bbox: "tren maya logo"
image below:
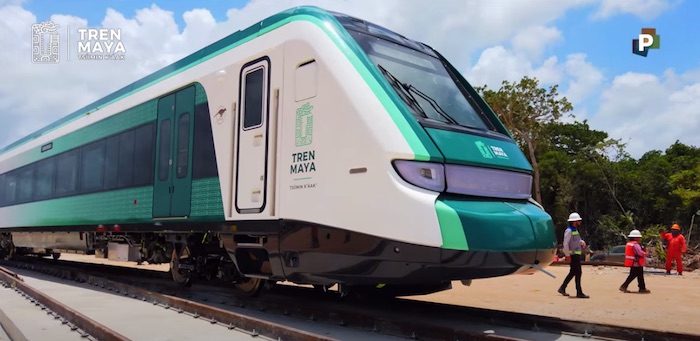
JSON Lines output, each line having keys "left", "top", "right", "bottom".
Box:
{"left": 632, "top": 28, "right": 660, "bottom": 57}
{"left": 31, "top": 20, "right": 126, "bottom": 64}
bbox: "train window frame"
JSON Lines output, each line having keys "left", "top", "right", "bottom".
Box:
{"left": 192, "top": 102, "right": 218, "bottom": 179}
{"left": 103, "top": 134, "right": 120, "bottom": 190}
{"left": 240, "top": 65, "right": 268, "bottom": 131}
{"left": 2, "top": 172, "right": 17, "bottom": 206}
{"left": 33, "top": 157, "right": 56, "bottom": 201}
{"left": 117, "top": 130, "right": 135, "bottom": 188}
{"left": 158, "top": 119, "right": 172, "bottom": 182}
{"left": 133, "top": 122, "right": 155, "bottom": 186}
{"left": 17, "top": 165, "right": 34, "bottom": 203}
{"left": 0, "top": 174, "right": 4, "bottom": 206}
{"left": 55, "top": 148, "right": 80, "bottom": 198}
{"left": 175, "top": 112, "right": 190, "bottom": 179}
{"left": 81, "top": 139, "right": 106, "bottom": 193}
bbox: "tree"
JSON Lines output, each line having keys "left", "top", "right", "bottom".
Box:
{"left": 476, "top": 77, "right": 573, "bottom": 204}
{"left": 671, "top": 163, "right": 700, "bottom": 211}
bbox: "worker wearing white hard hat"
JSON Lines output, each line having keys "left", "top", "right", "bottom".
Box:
{"left": 557, "top": 212, "right": 589, "bottom": 298}
{"left": 567, "top": 212, "right": 582, "bottom": 222}
{"left": 620, "top": 229, "right": 650, "bottom": 293}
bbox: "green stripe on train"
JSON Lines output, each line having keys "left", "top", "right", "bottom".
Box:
{"left": 0, "top": 178, "right": 223, "bottom": 227}
{"left": 436, "top": 195, "right": 556, "bottom": 251}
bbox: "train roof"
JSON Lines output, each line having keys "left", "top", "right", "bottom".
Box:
{"left": 1, "top": 5, "right": 385, "bottom": 155}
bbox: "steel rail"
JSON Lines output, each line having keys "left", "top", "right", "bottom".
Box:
{"left": 1, "top": 260, "right": 343, "bottom": 341}
{"left": 6, "top": 258, "right": 700, "bottom": 341}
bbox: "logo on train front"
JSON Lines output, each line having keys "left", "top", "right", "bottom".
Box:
{"left": 31, "top": 20, "right": 127, "bottom": 63}
{"left": 295, "top": 103, "right": 314, "bottom": 147}
{"left": 632, "top": 28, "right": 660, "bottom": 57}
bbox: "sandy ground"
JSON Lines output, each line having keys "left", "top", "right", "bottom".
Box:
{"left": 56, "top": 253, "right": 699, "bottom": 335}
{"left": 410, "top": 264, "right": 700, "bottom": 335}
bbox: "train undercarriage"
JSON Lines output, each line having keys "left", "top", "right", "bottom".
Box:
{"left": 0, "top": 231, "right": 272, "bottom": 295}
{"left": 0, "top": 230, "right": 428, "bottom": 298}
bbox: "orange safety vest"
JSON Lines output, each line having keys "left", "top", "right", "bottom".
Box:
{"left": 624, "top": 241, "right": 645, "bottom": 267}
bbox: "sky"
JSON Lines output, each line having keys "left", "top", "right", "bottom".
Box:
{"left": 1, "top": 0, "right": 699, "bottom": 159}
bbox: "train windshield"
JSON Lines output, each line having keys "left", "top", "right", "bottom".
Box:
{"left": 347, "top": 29, "right": 495, "bottom": 132}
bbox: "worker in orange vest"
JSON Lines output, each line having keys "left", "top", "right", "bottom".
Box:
{"left": 619, "top": 229, "right": 650, "bottom": 293}
{"left": 660, "top": 224, "right": 687, "bottom": 275}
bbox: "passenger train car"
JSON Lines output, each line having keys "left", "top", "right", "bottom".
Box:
{"left": 0, "top": 6, "right": 557, "bottom": 296}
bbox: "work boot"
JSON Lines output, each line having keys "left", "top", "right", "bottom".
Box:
{"left": 639, "top": 289, "right": 651, "bottom": 294}
{"left": 557, "top": 288, "right": 569, "bottom": 296}
{"left": 619, "top": 286, "right": 630, "bottom": 293}
{"left": 679, "top": 272, "right": 683, "bottom": 276}
{"left": 576, "top": 293, "right": 590, "bottom": 299}
{"left": 666, "top": 270, "right": 671, "bottom": 275}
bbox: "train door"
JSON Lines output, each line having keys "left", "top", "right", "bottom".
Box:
{"left": 153, "top": 85, "right": 195, "bottom": 218}
{"left": 234, "top": 56, "right": 273, "bottom": 214}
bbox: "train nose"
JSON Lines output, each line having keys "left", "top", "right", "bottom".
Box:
{"left": 436, "top": 197, "right": 557, "bottom": 280}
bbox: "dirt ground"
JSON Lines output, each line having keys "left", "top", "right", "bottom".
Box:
{"left": 410, "top": 264, "right": 700, "bottom": 335}
{"left": 58, "top": 253, "right": 699, "bottom": 335}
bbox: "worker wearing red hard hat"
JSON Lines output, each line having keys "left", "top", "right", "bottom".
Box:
{"left": 660, "top": 224, "right": 687, "bottom": 275}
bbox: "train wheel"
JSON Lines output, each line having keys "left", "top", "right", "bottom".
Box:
{"left": 234, "top": 277, "right": 264, "bottom": 297}
{"left": 170, "top": 248, "right": 193, "bottom": 287}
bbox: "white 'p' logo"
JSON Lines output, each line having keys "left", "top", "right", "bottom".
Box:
{"left": 638, "top": 33, "right": 654, "bottom": 51}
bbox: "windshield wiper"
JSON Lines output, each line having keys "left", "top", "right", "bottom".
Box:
{"left": 377, "top": 64, "right": 458, "bottom": 125}
{"left": 377, "top": 64, "right": 428, "bottom": 119}
{"left": 403, "top": 84, "right": 458, "bottom": 125}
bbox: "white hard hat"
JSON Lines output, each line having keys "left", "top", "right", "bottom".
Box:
{"left": 567, "top": 212, "right": 582, "bottom": 222}
{"left": 628, "top": 229, "right": 642, "bottom": 238}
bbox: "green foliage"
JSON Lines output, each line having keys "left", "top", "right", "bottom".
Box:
{"left": 475, "top": 76, "right": 573, "bottom": 204}
{"left": 642, "top": 224, "right": 666, "bottom": 262}
{"left": 670, "top": 163, "right": 700, "bottom": 210}
{"left": 475, "top": 75, "right": 700, "bottom": 251}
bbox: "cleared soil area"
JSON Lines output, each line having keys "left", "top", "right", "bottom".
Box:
{"left": 410, "top": 264, "right": 700, "bottom": 335}
{"left": 58, "top": 253, "right": 699, "bottom": 335}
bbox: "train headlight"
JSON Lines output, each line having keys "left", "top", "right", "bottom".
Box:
{"left": 445, "top": 164, "right": 532, "bottom": 200}
{"left": 392, "top": 160, "right": 533, "bottom": 200}
{"left": 392, "top": 160, "right": 445, "bottom": 192}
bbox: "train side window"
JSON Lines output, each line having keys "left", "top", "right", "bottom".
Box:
{"left": 0, "top": 174, "right": 4, "bottom": 206}
{"left": 176, "top": 113, "right": 190, "bottom": 178}
{"left": 56, "top": 149, "right": 80, "bottom": 197}
{"left": 295, "top": 60, "right": 317, "bottom": 102}
{"left": 81, "top": 140, "right": 106, "bottom": 193}
{"left": 193, "top": 103, "right": 218, "bottom": 179}
{"left": 34, "top": 157, "right": 56, "bottom": 200}
{"left": 158, "top": 119, "right": 171, "bottom": 181}
{"left": 17, "top": 165, "right": 34, "bottom": 203}
{"left": 103, "top": 135, "right": 120, "bottom": 190}
{"left": 242, "top": 67, "right": 265, "bottom": 129}
{"left": 3, "top": 172, "right": 17, "bottom": 205}
{"left": 117, "top": 130, "right": 135, "bottom": 188}
{"left": 133, "top": 123, "right": 154, "bottom": 186}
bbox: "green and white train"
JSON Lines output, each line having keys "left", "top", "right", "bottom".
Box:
{"left": 0, "top": 6, "right": 557, "bottom": 296}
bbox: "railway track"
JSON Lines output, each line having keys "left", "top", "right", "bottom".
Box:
{"left": 0, "top": 263, "right": 334, "bottom": 341}
{"left": 2, "top": 257, "right": 699, "bottom": 341}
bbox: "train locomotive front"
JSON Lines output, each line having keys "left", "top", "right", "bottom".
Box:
{"left": 266, "top": 10, "right": 558, "bottom": 297}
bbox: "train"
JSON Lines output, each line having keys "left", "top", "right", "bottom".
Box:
{"left": 0, "top": 6, "right": 557, "bottom": 297}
